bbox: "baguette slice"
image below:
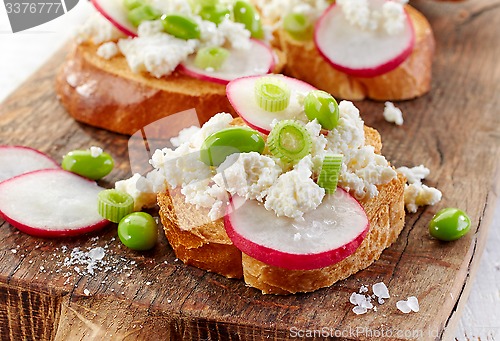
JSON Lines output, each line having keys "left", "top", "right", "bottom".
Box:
{"left": 157, "top": 119, "right": 406, "bottom": 294}
{"left": 278, "top": 5, "right": 435, "bottom": 101}
{"left": 56, "top": 43, "right": 286, "bottom": 136}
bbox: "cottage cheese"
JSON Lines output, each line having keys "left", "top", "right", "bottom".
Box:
{"left": 383, "top": 101, "right": 404, "bottom": 126}
{"left": 118, "top": 35, "right": 198, "bottom": 78}
{"left": 264, "top": 156, "right": 325, "bottom": 219}
{"left": 115, "top": 172, "right": 164, "bottom": 211}
{"left": 213, "top": 152, "right": 282, "bottom": 202}
{"left": 396, "top": 165, "right": 442, "bottom": 213}
{"left": 254, "top": 0, "right": 329, "bottom": 26}
{"left": 96, "top": 42, "right": 119, "bottom": 60}
{"left": 337, "top": 0, "right": 407, "bottom": 35}
{"left": 76, "top": 13, "right": 125, "bottom": 45}
{"left": 326, "top": 101, "right": 397, "bottom": 199}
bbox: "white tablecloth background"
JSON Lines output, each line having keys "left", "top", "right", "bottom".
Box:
{"left": 0, "top": 2, "right": 499, "bottom": 339}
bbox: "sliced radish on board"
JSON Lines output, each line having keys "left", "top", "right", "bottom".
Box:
{"left": 224, "top": 188, "right": 369, "bottom": 270}
{"left": 179, "top": 40, "right": 276, "bottom": 85}
{"left": 226, "top": 74, "right": 316, "bottom": 134}
{"left": 0, "top": 146, "right": 59, "bottom": 183}
{"left": 314, "top": 3, "right": 415, "bottom": 78}
{"left": 0, "top": 169, "right": 109, "bottom": 237}
{"left": 91, "top": 0, "right": 138, "bottom": 37}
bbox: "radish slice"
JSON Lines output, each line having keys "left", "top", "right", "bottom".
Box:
{"left": 0, "top": 169, "right": 109, "bottom": 237}
{"left": 91, "top": 0, "right": 138, "bottom": 37}
{"left": 226, "top": 74, "right": 316, "bottom": 134}
{"left": 0, "top": 146, "right": 59, "bottom": 183}
{"left": 224, "top": 188, "right": 369, "bottom": 270}
{"left": 314, "top": 2, "right": 415, "bottom": 78}
{"left": 179, "top": 40, "right": 275, "bottom": 85}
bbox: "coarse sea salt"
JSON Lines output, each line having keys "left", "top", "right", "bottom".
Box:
{"left": 350, "top": 282, "right": 392, "bottom": 315}
{"left": 396, "top": 296, "right": 419, "bottom": 313}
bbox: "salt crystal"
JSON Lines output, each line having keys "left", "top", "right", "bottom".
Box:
{"left": 84, "top": 289, "right": 90, "bottom": 296}
{"left": 373, "top": 282, "right": 390, "bottom": 299}
{"left": 353, "top": 306, "right": 368, "bottom": 315}
{"left": 359, "top": 285, "right": 368, "bottom": 293}
{"left": 407, "top": 296, "right": 419, "bottom": 312}
{"left": 350, "top": 293, "right": 366, "bottom": 305}
{"left": 174, "top": 259, "right": 179, "bottom": 262}
{"left": 378, "top": 298, "right": 385, "bottom": 305}
{"left": 146, "top": 282, "right": 151, "bottom": 286}
{"left": 88, "top": 247, "right": 105, "bottom": 260}
{"left": 11, "top": 249, "right": 17, "bottom": 254}
{"left": 167, "top": 299, "right": 172, "bottom": 303}
{"left": 90, "top": 146, "right": 103, "bottom": 158}
{"left": 40, "top": 266, "right": 44, "bottom": 271}
{"left": 396, "top": 300, "right": 412, "bottom": 313}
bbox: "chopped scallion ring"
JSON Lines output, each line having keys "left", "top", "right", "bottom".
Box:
{"left": 127, "top": 4, "right": 161, "bottom": 27}
{"left": 318, "top": 154, "right": 343, "bottom": 194}
{"left": 283, "top": 13, "right": 313, "bottom": 41}
{"left": 255, "top": 77, "right": 291, "bottom": 112}
{"left": 195, "top": 46, "right": 230, "bottom": 71}
{"left": 267, "top": 120, "right": 312, "bottom": 163}
{"left": 98, "top": 189, "right": 134, "bottom": 223}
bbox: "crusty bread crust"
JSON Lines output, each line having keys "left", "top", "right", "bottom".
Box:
{"left": 157, "top": 123, "right": 406, "bottom": 294}
{"left": 278, "top": 6, "right": 435, "bottom": 101}
{"left": 56, "top": 43, "right": 233, "bottom": 136}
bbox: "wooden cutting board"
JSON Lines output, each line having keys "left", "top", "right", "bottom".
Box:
{"left": 1, "top": 1, "right": 499, "bottom": 340}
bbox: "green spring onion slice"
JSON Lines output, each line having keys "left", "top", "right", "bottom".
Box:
{"left": 98, "top": 189, "right": 134, "bottom": 223}
{"left": 283, "top": 13, "right": 313, "bottom": 41}
{"left": 127, "top": 4, "right": 161, "bottom": 27}
{"left": 194, "top": 46, "right": 230, "bottom": 70}
{"left": 254, "top": 77, "right": 291, "bottom": 112}
{"left": 317, "top": 154, "right": 343, "bottom": 194}
{"left": 267, "top": 120, "right": 312, "bottom": 163}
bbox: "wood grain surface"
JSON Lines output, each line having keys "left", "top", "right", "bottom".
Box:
{"left": 0, "top": 0, "right": 499, "bottom": 340}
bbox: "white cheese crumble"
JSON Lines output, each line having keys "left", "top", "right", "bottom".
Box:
{"left": 397, "top": 296, "right": 419, "bottom": 313}
{"left": 327, "top": 101, "right": 397, "bottom": 199}
{"left": 213, "top": 152, "right": 282, "bottom": 202}
{"left": 264, "top": 156, "right": 325, "bottom": 219}
{"left": 96, "top": 42, "right": 119, "bottom": 60}
{"left": 337, "top": 0, "right": 408, "bottom": 35}
{"left": 90, "top": 146, "right": 103, "bottom": 158}
{"left": 383, "top": 101, "right": 404, "bottom": 126}
{"left": 115, "top": 172, "right": 164, "bottom": 211}
{"left": 76, "top": 13, "right": 125, "bottom": 45}
{"left": 254, "top": 0, "right": 329, "bottom": 27}
{"left": 396, "top": 165, "right": 442, "bottom": 213}
{"left": 118, "top": 35, "right": 198, "bottom": 78}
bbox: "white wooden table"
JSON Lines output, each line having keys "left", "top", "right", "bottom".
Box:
{"left": 0, "top": 2, "right": 499, "bottom": 340}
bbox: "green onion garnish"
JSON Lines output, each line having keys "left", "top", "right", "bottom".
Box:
{"left": 254, "top": 77, "right": 291, "bottom": 112}
{"left": 194, "top": 46, "right": 230, "bottom": 71}
{"left": 127, "top": 4, "right": 161, "bottom": 27}
{"left": 283, "top": 13, "right": 313, "bottom": 41}
{"left": 267, "top": 120, "right": 312, "bottom": 163}
{"left": 317, "top": 154, "right": 343, "bottom": 194}
{"left": 98, "top": 189, "right": 134, "bottom": 223}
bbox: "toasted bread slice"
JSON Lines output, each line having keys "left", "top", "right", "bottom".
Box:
{"left": 278, "top": 5, "right": 435, "bottom": 101}
{"left": 157, "top": 120, "right": 406, "bottom": 294}
{"left": 56, "top": 43, "right": 286, "bottom": 136}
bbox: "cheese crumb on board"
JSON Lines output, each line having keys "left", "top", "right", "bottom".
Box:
{"left": 383, "top": 101, "right": 404, "bottom": 126}
{"left": 396, "top": 165, "right": 442, "bottom": 213}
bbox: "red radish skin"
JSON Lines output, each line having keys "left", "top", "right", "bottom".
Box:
{"left": 178, "top": 40, "right": 276, "bottom": 85}
{"left": 224, "top": 189, "right": 369, "bottom": 270}
{"left": 0, "top": 145, "right": 59, "bottom": 183}
{"left": 91, "top": 0, "right": 138, "bottom": 37}
{"left": 314, "top": 3, "right": 415, "bottom": 78}
{"left": 226, "top": 75, "right": 317, "bottom": 134}
{"left": 0, "top": 169, "right": 109, "bottom": 238}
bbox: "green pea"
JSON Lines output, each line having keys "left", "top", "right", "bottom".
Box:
{"left": 429, "top": 208, "right": 471, "bottom": 241}
{"left": 200, "top": 127, "right": 265, "bottom": 166}
{"left": 283, "top": 13, "right": 312, "bottom": 41}
{"left": 161, "top": 14, "right": 201, "bottom": 40}
{"left": 118, "top": 212, "right": 158, "bottom": 251}
{"left": 233, "top": 1, "right": 264, "bottom": 39}
{"left": 127, "top": 4, "right": 161, "bottom": 27}
{"left": 199, "top": 5, "right": 231, "bottom": 25}
{"left": 62, "top": 150, "right": 114, "bottom": 180}
{"left": 304, "top": 90, "right": 340, "bottom": 130}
